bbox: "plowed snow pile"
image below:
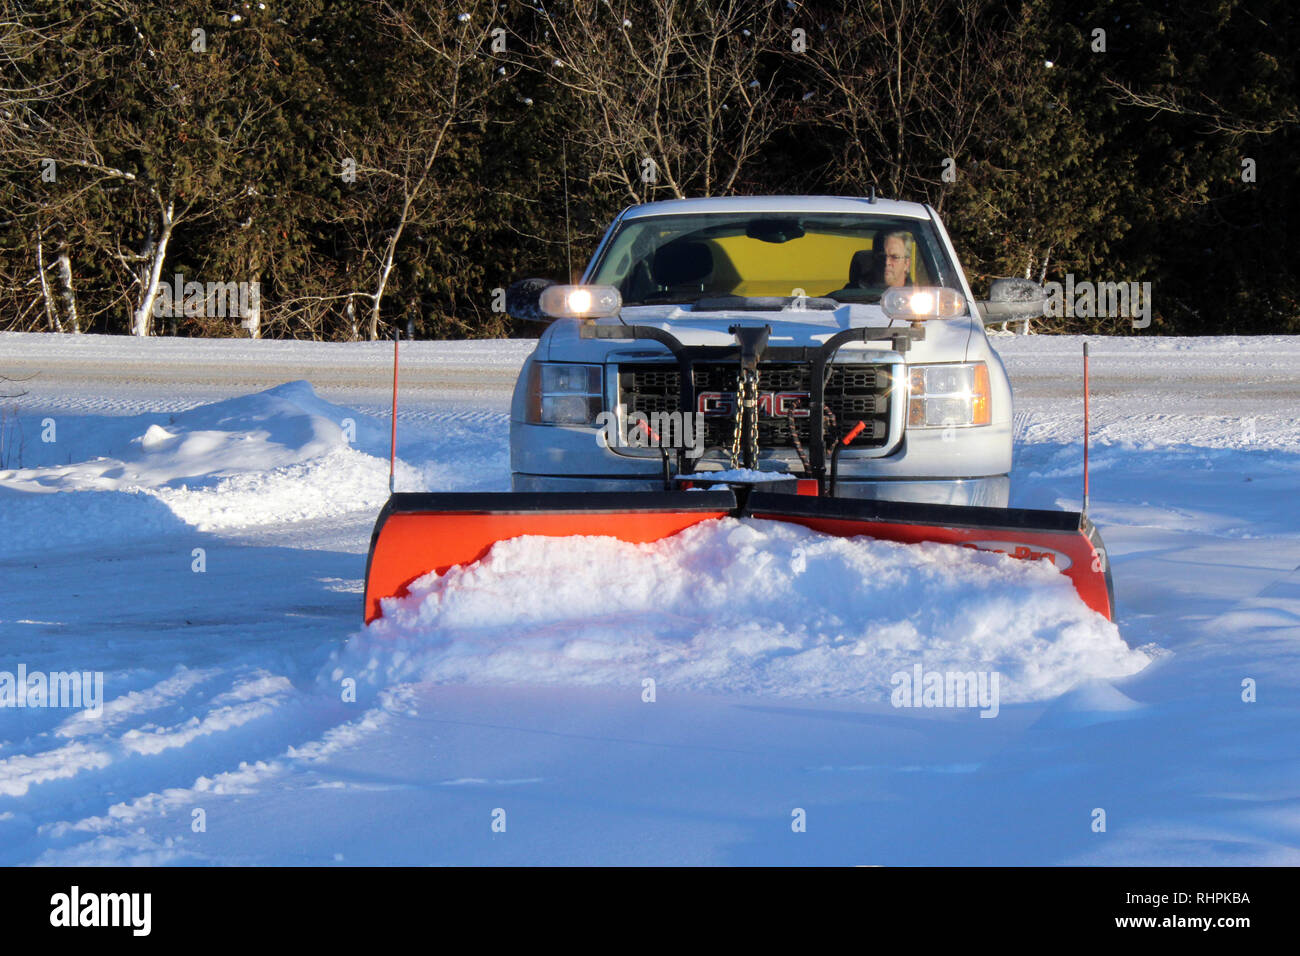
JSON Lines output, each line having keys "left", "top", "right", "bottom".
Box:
{"left": 0, "top": 381, "right": 409, "bottom": 552}
{"left": 337, "top": 518, "right": 1151, "bottom": 703}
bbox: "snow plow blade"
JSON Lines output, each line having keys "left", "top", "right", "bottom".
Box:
{"left": 363, "top": 490, "right": 737, "bottom": 623}
{"left": 744, "top": 492, "right": 1115, "bottom": 621}
{"left": 363, "top": 489, "right": 1115, "bottom": 624}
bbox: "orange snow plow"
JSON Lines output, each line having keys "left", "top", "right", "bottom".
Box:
{"left": 363, "top": 486, "right": 1115, "bottom": 623}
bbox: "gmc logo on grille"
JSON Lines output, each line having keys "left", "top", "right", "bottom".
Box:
{"left": 697, "top": 391, "right": 810, "bottom": 418}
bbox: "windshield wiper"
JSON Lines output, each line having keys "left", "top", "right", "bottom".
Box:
{"left": 693, "top": 295, "right": 837, "bottom": 311}
{"left": 634, "top": 291, "right": 703, "bottom": 305}
{"left": 828, "top": 290, "right": 884, "bottom": 304}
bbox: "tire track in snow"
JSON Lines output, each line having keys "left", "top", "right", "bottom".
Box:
{"left": 0, "top": 670, "right": 399, "bottom": 858}
{"left": 0, "top": 670, "right": 295, "bottom": 798}
{"left": 33, "top": 688, "right": 408, "bottom": 865}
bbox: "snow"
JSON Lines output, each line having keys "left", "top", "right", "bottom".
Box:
{"left": 351, "top": 519, "right": 1148, "bottom": 701}
{"left": 680, "top": 467, "right": 790, "bottom": 482}
{"left": 0, "top": 331, "right": 1298, "bottom": 865}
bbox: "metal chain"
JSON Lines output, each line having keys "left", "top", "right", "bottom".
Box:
{"left": 729, "top": 375, "right": 744, "bottom": 468}
{"left": 745, "top": 368, "right": 760, "bottom": 469}
{"left": 728, "top": 367, "right": 760, "bottom": 469}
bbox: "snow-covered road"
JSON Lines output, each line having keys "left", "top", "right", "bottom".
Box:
{"left": 0, "top": 331, "right": 1297, "bottom": 865}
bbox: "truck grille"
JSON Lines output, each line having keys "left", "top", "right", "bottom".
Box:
{"left": 616, "top": 362, "right": 893, "bottom": 451}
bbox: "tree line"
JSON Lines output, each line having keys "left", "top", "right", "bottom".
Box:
{"left": 1, "top": 0, "right": 1294, "bottom": 339}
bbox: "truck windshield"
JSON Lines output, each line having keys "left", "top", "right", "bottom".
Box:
{"left": 587, "top": 212, "right": 960, "bottom": 306}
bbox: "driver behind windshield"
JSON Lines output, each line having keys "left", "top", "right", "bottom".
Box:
{"left": 838, "top": 230, "right": 913, "bottom": 297}
{"left": 880, "top": 231, "right": 913, "bottom": 288}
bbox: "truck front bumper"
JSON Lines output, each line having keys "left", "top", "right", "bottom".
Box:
{"left": 510, "top": 418, "right": 1012, "bottom": 508}
{"left": 512, "top": 473, "right": 1010, "bottom": 508}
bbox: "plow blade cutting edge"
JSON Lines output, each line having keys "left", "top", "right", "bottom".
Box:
{"left": 363, "top": 490, "right": 1116, "bottom": 624}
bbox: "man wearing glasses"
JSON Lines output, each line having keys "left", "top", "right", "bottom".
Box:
{"left": 838, "top": 229, "right": 915, "bottom": 295}
{"left": 880, "top": 230, "right": 913, "bottom": 288}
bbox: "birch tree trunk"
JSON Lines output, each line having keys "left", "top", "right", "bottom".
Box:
{"left": 366, "top": 184, "right": 414, "bottom": 341}
{"left": 132, "top": 200, "right": 175, "bottom": 337}
{"left": 368, "top": 238, "right": 397, "bottom": 341}
{"left": 56, "top": 248, "right": 79, "bottom": 333}
{"left": 243, "top": 265, "right": 261, "bottom": 339}
{"left": 35, "top": 228, "right": 61, "bottom": 332}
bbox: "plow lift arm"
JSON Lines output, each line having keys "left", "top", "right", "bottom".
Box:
{"left": 579, "top": 320, "right": 926, "bottom": 484}
{"left": 363, "top": 323, "right": 1115, "bottom": 624}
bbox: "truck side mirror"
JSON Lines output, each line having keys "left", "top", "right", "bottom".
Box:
{"left": 506, "top": 278, "right": 558, "bottom": 323}
{"left": 976, "top": 277, "right": 1046, "bottom": 323}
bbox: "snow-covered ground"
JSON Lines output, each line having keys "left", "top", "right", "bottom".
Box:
{"left": 0, "top": 331, "right": 1297, "bottom": 865}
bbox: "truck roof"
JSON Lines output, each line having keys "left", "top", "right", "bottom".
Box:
{"left": 620, "top": 195, "right": 932, "bottom": 220}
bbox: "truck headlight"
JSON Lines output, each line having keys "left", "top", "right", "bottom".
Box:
{"left": 525, "top": 362, "right": 604, "bottom": 424}
{"left": 908, "top": 362, "right": 991, "bottom": 427}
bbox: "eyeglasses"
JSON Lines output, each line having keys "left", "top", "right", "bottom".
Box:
{"left": 884, "top": 254, "right": 909, "bottom": 262}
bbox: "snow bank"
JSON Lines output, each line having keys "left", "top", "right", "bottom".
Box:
{"left": 334, "top": 518, "right": 1151, "bottom": 703}
{"left": 0, "top": 382, "right": 403, "bottom": 552}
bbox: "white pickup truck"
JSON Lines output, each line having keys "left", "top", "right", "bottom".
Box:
{"left": 505, "top": 195, "right": 1044, "bottom": 507}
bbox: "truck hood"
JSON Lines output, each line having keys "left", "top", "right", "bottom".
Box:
{"left": 539, "top": 303, "right": 976, "bottom": 364}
